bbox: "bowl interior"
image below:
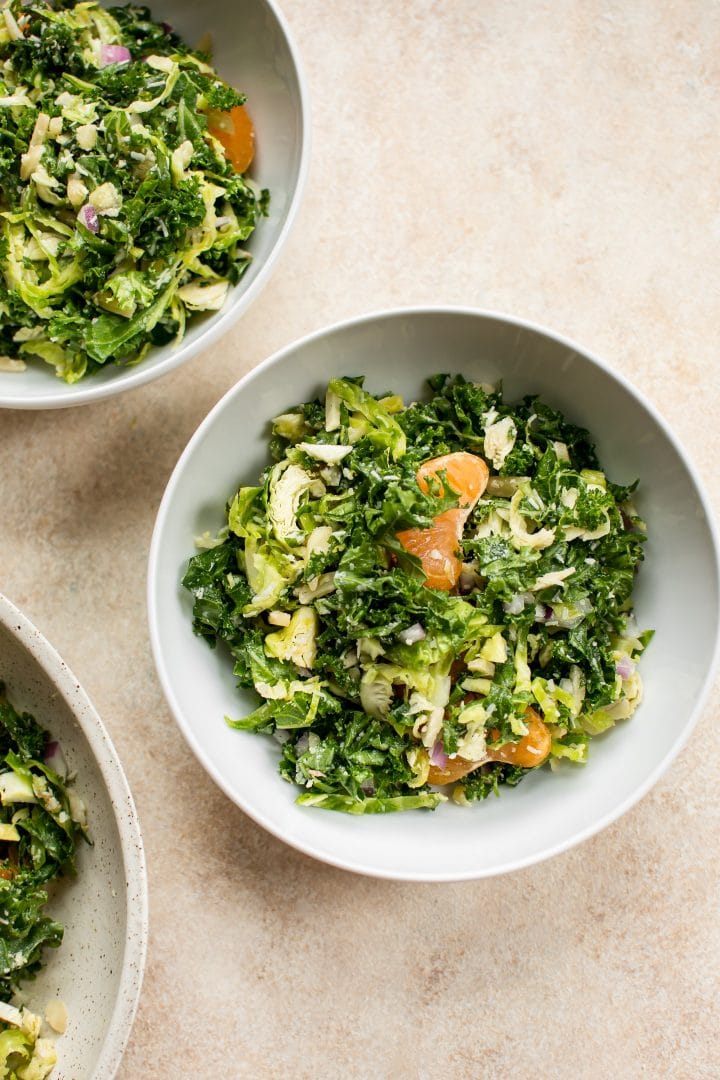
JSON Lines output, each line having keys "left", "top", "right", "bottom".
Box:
{"left": 149, "top": 309, "right": 720, "bottom": 880}
{"left": 0, "top": 0, "right": 307, "bottom": 408}
{"left": 0, "top": 598, "right": 146, "bottom": 1077}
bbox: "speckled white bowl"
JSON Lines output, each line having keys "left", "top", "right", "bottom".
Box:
{"left": 0, "top": 593, "right": 147, "bottom": 1078}
{"left": 0, "top": 0, "right": 309, "bottom": 409}
{"left": 148, "top": 307, "right": 720, "bottom": 881}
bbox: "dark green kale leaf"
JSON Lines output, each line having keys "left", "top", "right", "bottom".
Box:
{"left": 0, "top": 876, "right": 63, "bottom": 999}
{"left": 0, "top": 703, "right": 46, "bottom": 763}
{"left": 278, "top": 711, "right": 420, "bottom": 804}
{"left": 9, "top": 15, "right": 87, "bottom": 80}
{"left": 92, "top": 59, "right": 159, "bottom": 106}
{"left": 397, "top": 375, "right": 493, "bottom": 458}
{"left": 109, "top": 3, "right": 190, "bottom": 57}
{"left": 182, "top": 539, "right": 252, "bottom": 645}
{"left": 204, "top": 82, "right": 247, "bottom": 111}
{"left": 458, "top": 763, "right": 528, "bottom": 802}
{"left": 0, "top": 687, "right": 86, "bottom": 995}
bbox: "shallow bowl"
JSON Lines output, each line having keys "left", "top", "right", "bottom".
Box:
{"left": 148, "top": 307, "right": 720, "bottom": 881}
{"left": 0, "top": 0, "right": 309, "bottom": 409}
{"left": 0, "top": 593, "right": 147, "bottom": 1076}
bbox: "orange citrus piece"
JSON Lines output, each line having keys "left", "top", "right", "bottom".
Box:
{"left": 416, "top": 451, "right": 489, "bottom": 509}
{"left": 207, "top": 104, "right": 255, "bottom": 173}
{"left": 397, "top": 508, "right": 467, "bottom": 592}
{"left": 427, "top": 754, "right": 483, "bottom": 786}
{"left": 426, "top": 708, "right": 551, "bottom": 785}
{"left": 397, "top": 452, "right": 489, "bottom": 591}
{"left": 487, "top": 708, "right": 551, "bottom": 768}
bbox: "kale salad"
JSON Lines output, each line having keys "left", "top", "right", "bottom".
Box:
{"left": 0, "top": 0, "right": 266, "bottom": 381}
{"left": 183, "top": 376, "right": 651, "bottom": 814}
{"left": 0, "top": 684, "right": 87, "bottom": 1078}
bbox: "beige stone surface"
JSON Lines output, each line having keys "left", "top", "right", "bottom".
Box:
{"left": 1, "top": 1, "right": 719, "bottom": 1077}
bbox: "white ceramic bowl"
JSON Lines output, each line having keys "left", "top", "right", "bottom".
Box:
{"left": 0, "top": 0, "right": 309, "bottom": 410}
{"left": 0, "top": 593, "right": 147, "bottom": 1077}
{"left": 148, "top": 307, "right": 720, "bottom": 881}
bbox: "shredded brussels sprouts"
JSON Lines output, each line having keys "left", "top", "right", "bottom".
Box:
{"left": 183, "top": 375, "right": 652, "bottom": 813}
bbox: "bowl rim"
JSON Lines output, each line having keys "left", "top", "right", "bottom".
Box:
{"left": 0, "top": 0, "right": 312, "bottom": 411}
{"left": 0, "top": 592, "right": 149, "bottom": 1076}
{"left": 147, "top": 304, "right": 720, "bottom": 881}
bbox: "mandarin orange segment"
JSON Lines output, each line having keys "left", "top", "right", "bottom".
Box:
{"left": 396, "top": 452, "right": 488, "bottom": 591}
{"left": 397, "top": 508, "right": 467, "bottom": 591}
{"left": 427, "top": 754, "right": 483, "bottom": 786}
{"left": 416, "top": 452, "right": 489, "bottom": 509}
{"left": 487, "top": 708, "right": 551, "bottom": 768}
{"left": 207, "top": 104, "right": 255, "bottom": 173}
{"left": 428, "top": 711, "right": 551, "bottom": 785}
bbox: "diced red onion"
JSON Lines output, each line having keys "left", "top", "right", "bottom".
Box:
{"left": 534, "top": 603, "right": 553, "bottom": 622}
{"left": 429, "top": 741, "right": 448, "bottom": 769}
{"left": 505, "top": 592, "right": 532, "bottom": 616}
{"left": 616, "top": 656, "right": 635, "bottom": 679}
{"left": 100, "top": 44, "right": 131, "bottom": 66}
{"left": 360, "top": 778, "right": 375, "bottom": 795}
{"left": 296, "top": 666, "right": 312, "bottom": 678}
{"left": 78, "top": 204, "right": 98, "bottom": 233}
{"left": 160, "top": 21, "right": 173, "bottom": 33}
{"left": 44, "top": 739, "right": 68, "bottom": 778}
{"left": 398, "top": 623, "right": 426, "bottom": 646}
{"left": 294, "top": 732, "right": 310, "bottom": 754}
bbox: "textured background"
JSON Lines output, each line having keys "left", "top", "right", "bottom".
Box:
{"left": 2, "top": 1, "right": 720, "bottom": 1077}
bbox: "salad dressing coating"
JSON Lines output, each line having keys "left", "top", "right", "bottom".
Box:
{"left": 184, "top": 375, "right": 650, "bottom": 813}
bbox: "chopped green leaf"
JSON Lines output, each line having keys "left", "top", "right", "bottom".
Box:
{"left": 183, "top": 376, "right": 651, "bottom": 813}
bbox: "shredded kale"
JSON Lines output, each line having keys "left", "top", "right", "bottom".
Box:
{"left": 183, "top": 376, "right": 650, "bottom": 814}
{"left": 0, "top": 684, "right": 87, "bottom": 998}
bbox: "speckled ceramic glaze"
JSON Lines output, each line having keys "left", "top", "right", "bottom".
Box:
{"left": 0, "top": 0, "right": 310, "bottom": 410}
{"left": 0, "top": 594, "right": 147, "bottom": 1078}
